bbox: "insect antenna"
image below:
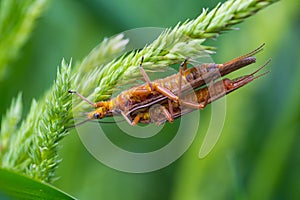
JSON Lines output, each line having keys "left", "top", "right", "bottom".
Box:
{"left": 253, "top": 70, "right": 270, "bottom": 80}
{"left": 230, "top": 58, "right": 271, "bottom": 86}
{"left": 250, "top": 58, "right": 271, "bottom": 78}
{"left": 223, "top": 43, "right": 265, "bottom": 66}
{"left": 98, "top": 118, "right": 126, "bottom": 123}
{"left": 66, "top": 118, "right": 91, "bottom": 129}
{"left": 67, "top": 115, "right": 126, "bottom": 129}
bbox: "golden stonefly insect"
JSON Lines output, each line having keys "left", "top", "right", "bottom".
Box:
{"left": 69, "top": 44, "right": 269, "bottom": 126}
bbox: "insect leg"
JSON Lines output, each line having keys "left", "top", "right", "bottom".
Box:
{"left": 121, "top": 111, "right": 149, "bottom": 126}
{"left": 131, "top": 88, "right": 151, "bottom": 95}
{"left": 178, "top": 59, "right": 187, "bottom": 101}
{"left": 168, "top": 99, "right": 174, "bottom": 117}
{"left": 132, "top": 114, "right": 142, "bottom": 126}
{"left": 151, "top": 104, "right": 174, "bottom": 123}
{"left": 68, "top": 90, "right": 95, "bottom": 107}
{"left": 178, "top": 80, "right": 215, "bottom": 110}
{"left": 130, "top": 84, "right": 179, "bottom": 102}
{"left": 139, "top": 57, "right": 153, "bottom": 90}
{"left": 139, "top": 57, "right": 179, "bottom": 101}
{"left": 182, "top": 58, "right": 188, "bottom": 70}
{"left": 138, "top": 57, "right": 184, "bottom": 102}
{"left": 179, "top": 100, "right": 205, "bottom": 109}
{"left": 121, "top": 111, "right": 136, "bottom": 125}
{"left": 153, "top": 84, "right": 179, "bottom": 101}
{"left": 199, "top": 80, "right": 215, "bottom": 109}
{"left": 161, "top": 105, "right": 174, "bottom": 123}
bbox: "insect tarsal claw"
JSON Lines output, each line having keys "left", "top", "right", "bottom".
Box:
{"left": 68, "top": 90, "right": 76, "bottom": 94}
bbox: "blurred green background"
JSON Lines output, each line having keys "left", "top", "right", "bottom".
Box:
{"left": 1, "top": 0, "right": 299, "bottom": 199}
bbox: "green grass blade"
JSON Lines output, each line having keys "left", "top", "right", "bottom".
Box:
{"left": 0, "top": 168, "right": 76, "bottom": 200}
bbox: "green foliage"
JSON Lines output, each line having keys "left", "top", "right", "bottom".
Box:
{"left": 0, "top": 168, "right": 75, "bottom": 199}
{"left": 0, "top": 0, "right": 48, "bottom": 80}
{"left": 26, "top": 61, "right": 73, "bottom": 182}
{"left": 182, "top": 0, "right": 279, "bottom": 38}
{"left": 0, "top": 0, "right": 282, "bottom": 199}
{"left": 0, "top": 93, "right": 22, "bottom": 160}
{"left": 1, "top": 60, "right": 73, "bottom": 183}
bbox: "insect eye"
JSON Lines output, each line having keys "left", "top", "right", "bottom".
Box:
{"left": 93, "top": 113, "right": 101, "bottom": 119}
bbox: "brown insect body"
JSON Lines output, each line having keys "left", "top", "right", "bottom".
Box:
{"left": 88, "top": 63, "right": 220, "bottom": 121}
{"left": 134, "top": 66, "right": 268, "bottom": 125}
{"left": 97, "top": 58, "right": 256, "bottom": 116}
{"left": 70, "top": 44, "right": 267, "bottom": 126}
{"left": 111, "top": 47, "right": 261, "bottom": 116}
